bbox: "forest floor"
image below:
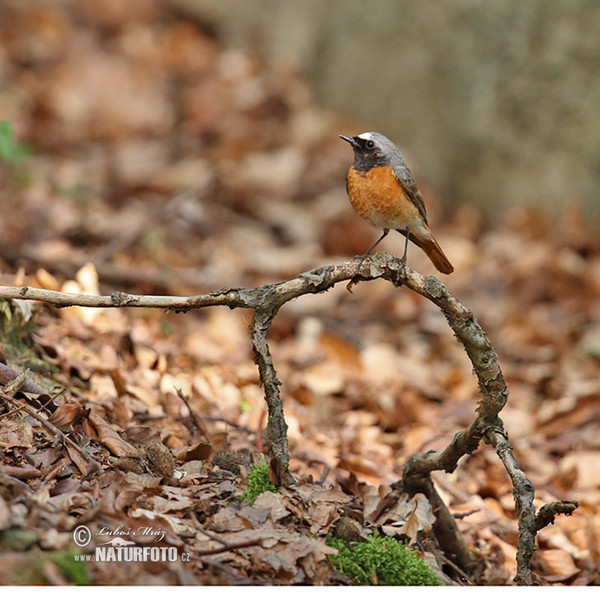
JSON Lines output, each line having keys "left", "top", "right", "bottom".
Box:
{"left": 0, "top": 0, "right": 599, "bottom": 586}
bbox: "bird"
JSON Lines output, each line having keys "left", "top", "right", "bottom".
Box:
{"left": 339, "top": 132, "right": 454, "bottom": 275}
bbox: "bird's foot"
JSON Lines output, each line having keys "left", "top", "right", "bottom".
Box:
{"left": 346, "top": 254, "right": 370, "bottom": 293}
{"left": 393, "top": 256, "right": 408, "bottom": 286}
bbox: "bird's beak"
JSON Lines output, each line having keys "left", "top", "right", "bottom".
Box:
{"left": 339, "top": 134, "right": 359, "bottom": 148}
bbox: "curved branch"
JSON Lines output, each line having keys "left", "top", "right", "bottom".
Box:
{"left": 1, "top": 252, "right": 577, "bottom": 583}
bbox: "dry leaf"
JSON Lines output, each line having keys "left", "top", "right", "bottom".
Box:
{"left": 0, "top": 496, "right": 10, "bottom": 529}
{"left": 175, "top": 442, "right": 212, "bottom": 462}
{"left": 48, "top": 403, "right": 87, "bottom": 430}
{"left": 86, "top": 411, "right": 141, "bottom": 457}
{"left": 379, "top": 493, "right": 436, "bottom": 544}
{"left": 122, "top": 427, "right": 162, "bottom": 446}
{"left": 251, "top": 491, "right": 290, "bottom": 523}
{"left": 538, "top": 549, "right": 579, "bottom": 579}
{"left": 559, "top": 451, "right": 600, "bottom": 489}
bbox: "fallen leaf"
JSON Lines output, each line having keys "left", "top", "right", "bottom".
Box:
{"left": 86, "top": 411, "right": 141, "bottom": 457}
{"left": 559, "top": 451, "right": 600, "bottom": 489}
{"left": 0, "top": 496, "right": 10, "bottom": 529}
{"left": 175, "top": 442, "right": 212, "bottom": 462}
{"left": 538, "top": 548, "right": 579, "bottom": 579}
{"left": 48, "top": 403, "right": 87, "bottom": 430}
{"left": 379, "top": 493, "right": 436, "bottom": 544}
{"left": 251, "top": 491, "right": 290, "bottom": 523}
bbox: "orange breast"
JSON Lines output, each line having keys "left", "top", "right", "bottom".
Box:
{"left": 346, "top": 166, "right": 422, "bottom": 231}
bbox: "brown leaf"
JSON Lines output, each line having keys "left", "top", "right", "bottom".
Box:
{"left": 307, "top": 503, "right": 338, "bottom": 534}
{"left": 267, "top": 534, "right": 338, "bottom": 580}
{"left": 380, "top": 493, "right": 436, "bottom": 544}
{"left": 65, "top": 443, "right": 90, "bottom": 477}
{"left": 361, "top": 484, "right": 382, "bottom": 523}
{"left": 86, "top": 411, "right": 141, "bottom": 457}
{"left": 538, "top": 549, "right": 579, "bottom": 579}
{"left": 0, "top": 420, "right": 34, "bottom": 449}
{"left": 0, "top": 495, "right": 10, "bottom": 529}
{"left": 178, "top": 460, "right": 208, "bottom": 482}
{"left": 48, "top": 403, "right": 87, "bottom": 431}
{"left": 109, "top": 368, "right": 128, "bottom": 398}
{"left": 560, "top": 451, "right": 600, "bottom": 489}
{"left": 2, "top": 464, "right": 41, "bottom": 480}
{"left": 207, "top": 506, "right": 248, "bottom": 533}
{"left": 251, "top": 491, "right": 290, "bottom": 523}
{"left": 175, "top": 442, "right": 212, "bottom": 462}
{"left": 121, "top": 426, "right": 161, "bottom": 446}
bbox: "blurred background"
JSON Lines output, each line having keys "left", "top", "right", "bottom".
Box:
{"left": 177, "top": 0, "right": 600, "bottom": 222}
{"left": 1, "top": 0, "right": 600, "bottom": 584}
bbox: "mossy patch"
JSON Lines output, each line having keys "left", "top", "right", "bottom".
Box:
{"left": 327, "top": 534, "right": 441, "bottom": 586}
{"left": 12, "top": 550, "right": 89, "bottom": 585}
{"left": 240, "top": 459, "right": 277, "bottom": 505}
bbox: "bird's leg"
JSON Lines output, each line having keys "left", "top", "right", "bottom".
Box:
{"left": 391, "top": 228, "right": 410, "bottom": 286}
{"left": 365, "top": 229, "right": 390, "bottom": 258}
{"left": 400, "top": 228, "right": 410, "bottom": 270}
{"left": 347, "top": 229, "right": 389, "bottom": 292}
{"left": 355, "top": 229, "right": 389, "bottom": 274}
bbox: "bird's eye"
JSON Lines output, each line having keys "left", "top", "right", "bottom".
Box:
{"left": 365, "top": 140, "right": 375, "bottom": 149}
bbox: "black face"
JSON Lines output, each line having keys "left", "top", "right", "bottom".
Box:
{"left": 339, "top": 134, "right": 388, "bottom": 172}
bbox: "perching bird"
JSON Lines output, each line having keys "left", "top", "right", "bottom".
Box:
{"left": 339, "top": 131, "right": 454, "bottom": 274}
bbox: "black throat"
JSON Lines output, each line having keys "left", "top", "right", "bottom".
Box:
{"left": 353, "top": 151, "right": 387, "bottom": 173}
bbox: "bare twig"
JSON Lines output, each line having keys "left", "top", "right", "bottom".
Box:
{"left": 203, "top": 416, "right": 256, "bottom": 435}
{"left": 192, "top": 538, "right": 264, "bottom": 556}
{"left": 0, "top": 362, "right": 46, "bottom": 395}
{"left": 175, "top": 388, "right": 210, "bottom": 442}
{"left": 2, "top": 464, "right": 41, "bottom": 480}
{"left": 534, "top": 501, "right": 579, "bottom": 534}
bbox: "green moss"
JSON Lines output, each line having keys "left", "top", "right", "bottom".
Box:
{"left": 240, "top": 459, "right": 277, "bottom": 504}
{"left": 0, "top": 120, "right": 32, "bottom": 184}
{"left": 0, "top": 300, "right": 36, "bottom": 359}
{"left": 0, "top": 301, "right": 58, "bottom": 381}
{"left": 0, "top": 121, "right": 31, "bottom": 165}
{"left": 12, "top": 551, "right": 89, "bottom": 585}
{"left": 327, "top": 534, "right": 441, "bottom": 586}
{"left": 49, "top": 551, "right": 89, "bottom": 585}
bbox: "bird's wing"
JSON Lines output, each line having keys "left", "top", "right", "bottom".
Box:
{"left": 393, "top": 165, "right": 428, "bottom": 225}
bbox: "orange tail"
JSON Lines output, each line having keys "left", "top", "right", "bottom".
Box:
{"left": 414, "top": 229, "right": 454, "bottom": 274}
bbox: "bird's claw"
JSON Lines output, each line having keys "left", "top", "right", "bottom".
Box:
{"left": 393, "top": 257, "right": 408, "bottom": 286}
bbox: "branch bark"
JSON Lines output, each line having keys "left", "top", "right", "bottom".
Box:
{"left": 0, "top": 251, "right": 577, "bottom": 583}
